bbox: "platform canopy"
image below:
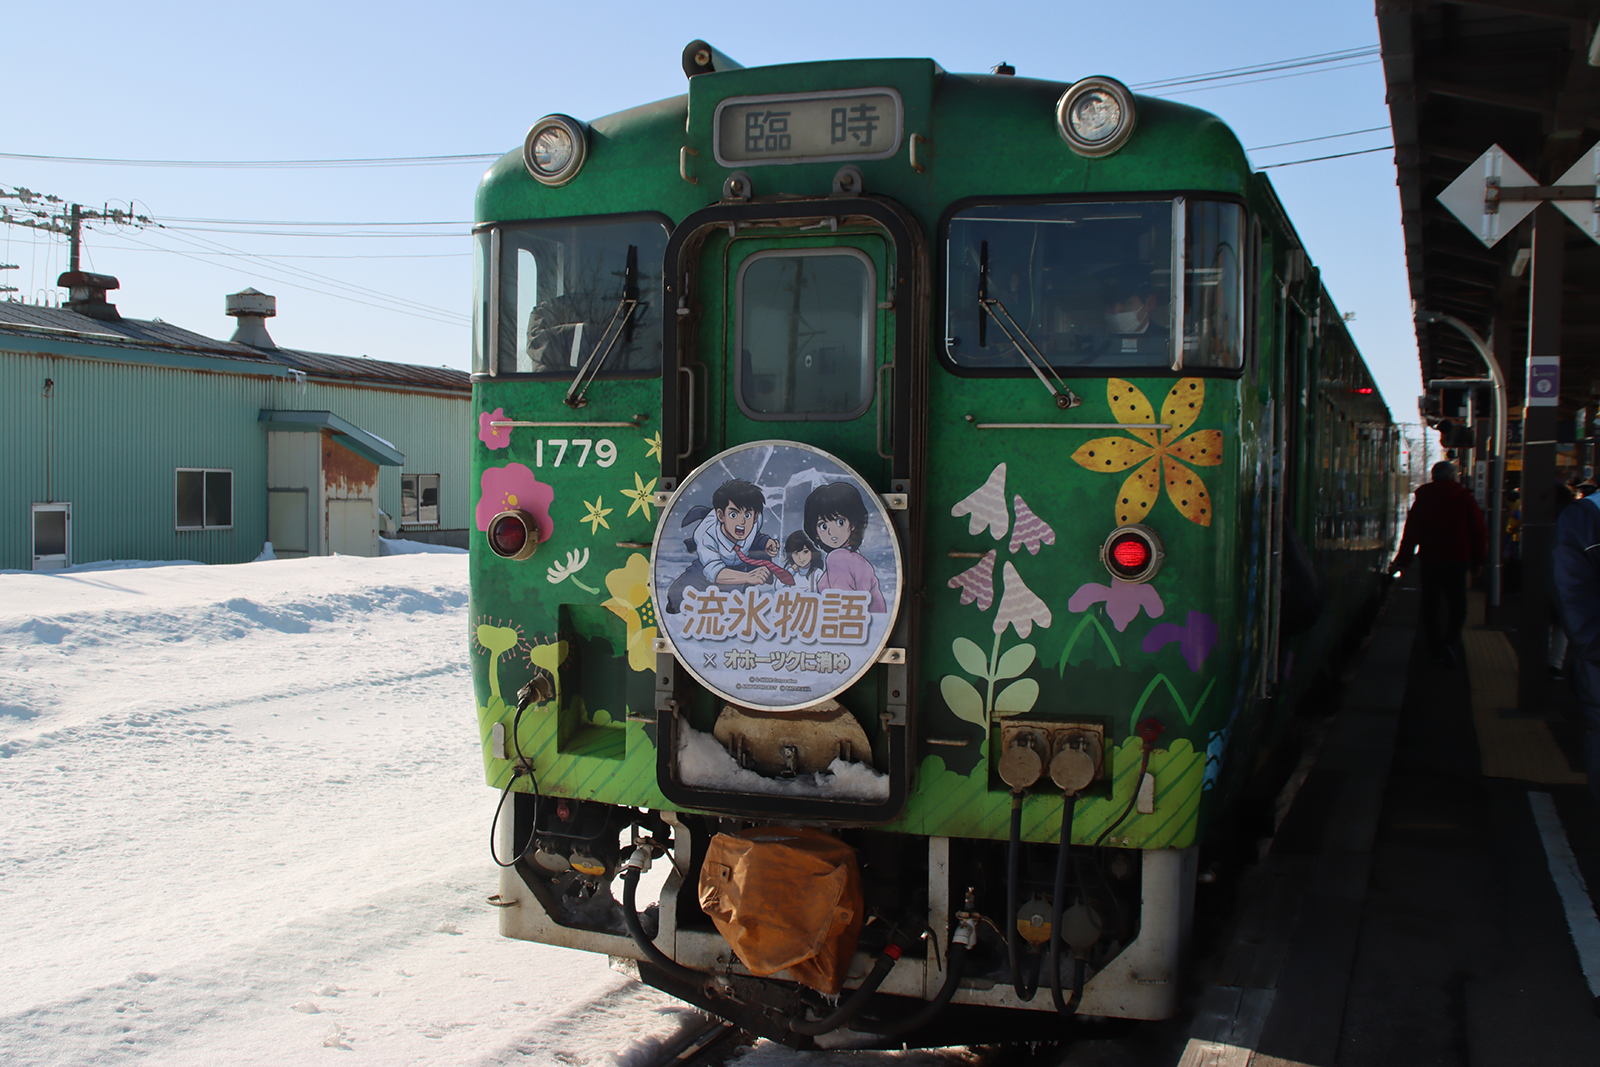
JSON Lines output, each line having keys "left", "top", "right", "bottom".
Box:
{"left": 1380, "top": 0, "right": 1600, "bottom": 398}
{"left": 257, "top": 409, "right": 406, "bottom": 467}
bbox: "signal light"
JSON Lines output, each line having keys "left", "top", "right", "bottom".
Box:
{"left": 1100, "top": 524, "right": 1163, "bottom": 583}
{"left": 488, "top": 510, "right": 540, "bottom": 561}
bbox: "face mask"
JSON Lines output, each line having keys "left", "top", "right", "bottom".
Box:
{"left": 1105, "top": 307, "right": 1147, "bottom": 334}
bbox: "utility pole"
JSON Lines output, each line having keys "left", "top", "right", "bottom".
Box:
{"left": 0, "top": 185, "right": 150, "bottom": 294}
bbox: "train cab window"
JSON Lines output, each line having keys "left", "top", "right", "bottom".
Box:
{"left": 943, "top": 198, "right": 1245, "bottom": 374}
{"left": 478, "top": 215, "right": 669, "bottom": 377}
{"left": 735, "top": 248, "right": 876, "bottom": 420}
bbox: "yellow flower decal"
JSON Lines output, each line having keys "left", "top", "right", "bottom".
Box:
{"left": 581, "top": 496, "right": 612, "bottom": 534}
{"left": 644, "top": 431, "right": 662, "bottom": 461}
{"left": 1071, "top": 378, "right": 1222, "bottom": 527}
{"left": 621, "top": 471, "right": 658, "bottom": 520}
{"left": 602, "top": 553, "right": 657, "bottom": 672}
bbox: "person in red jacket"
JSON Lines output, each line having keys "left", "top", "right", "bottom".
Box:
{"left": 1389, "top": 461, "right": 1489, "bottom": 665}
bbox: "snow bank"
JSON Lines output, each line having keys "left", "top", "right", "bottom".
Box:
{"left": 380, "top": 535, "right": 467, "bottom": 556}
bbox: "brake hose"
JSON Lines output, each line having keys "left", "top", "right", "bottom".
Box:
{"left": 787, "top": 938, "right": 907, "bottom": 1036}
{"left": 619, "top": 847, "right": 709, "bottom": 991}
{"left": 1006, "top": 792, "right": 1040, "bottom": 1002}
{"left": 857, "top": 916, "right": 978, "bottom": 1038}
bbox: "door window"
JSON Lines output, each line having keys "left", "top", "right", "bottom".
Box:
{"left": 735, "top": 248, "right": 876, "bottom": 420}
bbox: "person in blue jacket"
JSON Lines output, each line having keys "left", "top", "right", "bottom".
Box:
{"left": 1553, "top": 488, "right": 1600, "bottom": 811}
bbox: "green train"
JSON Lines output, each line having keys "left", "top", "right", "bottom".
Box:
{"left": 469, "top": 42, "right": 1395, "bottom": 1046}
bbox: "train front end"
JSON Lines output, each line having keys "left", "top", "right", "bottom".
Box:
{"left": 469, "top": 45, "right": 1277, "bottom": 1045}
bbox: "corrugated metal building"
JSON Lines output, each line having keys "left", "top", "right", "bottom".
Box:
{"left": 1, "top": 275, "right": 470, "bottom": 570}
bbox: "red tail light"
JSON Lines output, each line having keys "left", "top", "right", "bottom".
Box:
{"left": 1101, "top": 524, "right": 1163, "bottom": 583}
{"left": 487, "top": 511, "right": 539, "bottom": 561}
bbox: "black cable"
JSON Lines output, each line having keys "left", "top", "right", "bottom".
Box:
{"left": 855, "top": 942, "right": 968, "bottom": 1037}
{"left": 1094, "top": 747, "right": 1153, "bottom": 849}
{"left": 1006, "top": 793, "right": 1039, "bottom": 1002}
{"left": 789, "top": 930, "right": 912, "bottom": 1036}
{"left": 489, "top": 766, "right": 540, "bottom": 868}
{"left": 1051, "top": 792, "right": 1080, "bottom": 1016}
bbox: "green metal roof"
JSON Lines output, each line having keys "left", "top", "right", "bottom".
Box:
{"left": 257, "top": 409, "right": 406, "bottom": 466}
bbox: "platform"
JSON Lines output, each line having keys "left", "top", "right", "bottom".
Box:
{"left": 1167, "top": 576, "right": 1600, "bottom": 1066}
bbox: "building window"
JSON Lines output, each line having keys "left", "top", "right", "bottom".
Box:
{"left": 175, "top": 469, "right": 233, "bottom": 530}
{"left": 401, "top": 473, "right": 439, "bottom": 526}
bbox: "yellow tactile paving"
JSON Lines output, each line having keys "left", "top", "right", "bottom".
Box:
{"left": 1462, "top": 593, "right": 1587, "bottom": 785}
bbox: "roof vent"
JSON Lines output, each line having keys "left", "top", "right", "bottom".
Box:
{"left": 226, "top": 287, "right": 276, "bottom": 348}
{"left": 57, "top": 271, "right": 121, "bottom": 321}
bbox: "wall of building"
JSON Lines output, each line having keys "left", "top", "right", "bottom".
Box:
{"left": 1, "top": 345, "right": 471, "bottom": 570}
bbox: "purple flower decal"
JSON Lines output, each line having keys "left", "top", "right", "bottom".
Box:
{"left": 476, "top": 463, "right": 554, "bottom": 541}
{"left": 1009, "top": 495, "right": 1055, "bottom": 555}
{"left": 479, "top": 407, "right": 511, "bottom": 450}
{"left": 1142, "top": 610, "right": 1218, "bottom": 672}
{"left": 948, "top": 550, "right": 996, "bottom": 611}
{"left": 994, "top": 562, "right": 1051, "bottom": 638}
{"left": 1067, "top": 579, "right": 1164, "bottom": 632}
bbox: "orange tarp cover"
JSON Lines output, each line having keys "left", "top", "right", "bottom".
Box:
{"left": 697, "top": 827, "right": 863, "bottom": 995}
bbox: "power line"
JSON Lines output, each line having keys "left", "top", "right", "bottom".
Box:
{"left": 0, "top": 151, "right": 499, "bottom": 169}
{"left": 1257, "top": 145, "right": 1393, "bottom": 170}
{"left": 1131, "top": 46, "right": 1379, "bottom": 92}
{"left": 1247, "top": 126, "right": 1389, "bottom": 152}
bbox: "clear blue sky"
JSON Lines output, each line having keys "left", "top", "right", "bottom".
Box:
{"left": 1, "top": 0, "right": 1416, "bottom": 417}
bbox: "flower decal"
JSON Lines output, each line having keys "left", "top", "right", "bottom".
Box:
{"left": 948, "top": 550, "right": 997, "bottom": 611}
{"left": 952, "top": 463, "right": 1009, "bottom": 540}
{"left": 1142, "top": 610, "right": 1218, "bottom": 672}
{"left": 645, "top": 431, "right": 663, "bottom": 461}
{"left": 1009, "top": 495, "right": 1055, "bottom": 555}
{"left": 476, "top": 463, "right": 554, "bottom": 540}
{"left": 478, "top": 408, "right": 511, "bottom": 451}
{"left": 547, "top": 548, "right": 600, "bottom": 594}
{"left": 620, "top": 471, "right": 659, "bottom": 520}
{"left": 1068, "top": 579, "right": 1164, "bottom": 632}
{"left": 581, "top": 496, "right": 612, "bottom": 534}
{"left": 994, "top": 562, "right": 1051, "bottom": 639}
{"left": 1071, "top": 378, "right": 1223, "bottom": 527}
{"left": 602, "top": 553, "right": 658, "bottom": 672}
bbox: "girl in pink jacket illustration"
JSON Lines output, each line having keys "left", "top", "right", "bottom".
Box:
{"left": 804, "top": 481, "right": 887, "bottom": 613}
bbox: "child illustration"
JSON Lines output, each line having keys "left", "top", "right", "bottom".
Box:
{"left": 784, "top": 530, "right": 821, "bottom": 592}
{"left": 804, "top": 481, "right": 887, "bottom": 613}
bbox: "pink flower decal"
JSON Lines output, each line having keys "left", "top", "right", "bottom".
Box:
{"left": 952, "top": 463, "right": 1009, "bottom": 540}
{"left": 994, "top": 562, "right": 1051, "bottom": 638}
{"left": 948, "top": 550, "right": 997, "bottom": 610}
{"left": 1142, "top": 610, "right": 1218, "bottom": 672}
{"left": 479, "top": 407, "right": 511, "bottom": 450}
{"left": 1009, "top": 495, "right": 1055, "bottom": 556}
{"left": 1067, "top": 579, "right": 1164, "bottom": 632}
{"left": 476, "top": 463, "right": 554, "bottom": 541}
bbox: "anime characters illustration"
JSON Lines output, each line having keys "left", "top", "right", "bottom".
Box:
{"left": 784, "top": 530, "right": 821, "bottom": 592}
{"left": 665, "top": 479, "right": 794, "bottom": 613}
{"left": 804, "top": 481, "right": 887, "bottom": 613}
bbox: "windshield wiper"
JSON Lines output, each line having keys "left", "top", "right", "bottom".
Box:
{"left": 978, "top": 241, "right": 1081, "bottom": 410}
{"left": 565, "top": 245, "right": 640, "bottom": 409}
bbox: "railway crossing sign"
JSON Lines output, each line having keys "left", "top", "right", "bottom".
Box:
{"left": 1439, "top": 143, "right": 1600, "bottom": 247}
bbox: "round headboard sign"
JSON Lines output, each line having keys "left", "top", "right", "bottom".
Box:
{"left": 650, "top": 441, "right": 903, "bottom": 711}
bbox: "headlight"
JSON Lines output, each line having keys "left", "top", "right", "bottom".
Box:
{"left": 1056, "top": 77, "right": 1136, "bottom": 158}
{"left": 523, "top": 115, "right": 587, "bottom": 186}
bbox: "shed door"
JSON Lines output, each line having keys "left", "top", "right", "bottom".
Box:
{"left": 31, "top": 503, "right": 70, "bottom": 572}
{"left": 327, "top": 499, "right": 377, "bottom": 557}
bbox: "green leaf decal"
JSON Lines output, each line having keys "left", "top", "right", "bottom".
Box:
{"left": 952, "top": 637, "right": 990, "bottom": 679}
{"left": 994, "top": 643, "right": 1036, "bottom": 680}
{"left": 940, "top": 675, "right": 987, "bottom": 726}
{"left": 994, "top": 678, "right": 1040, "bottom": 716}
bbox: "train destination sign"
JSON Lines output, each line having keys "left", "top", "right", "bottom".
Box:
{"left": 713, "top": 89, "right": 903, "bottom": 167}
{"left": 650, "top": 441, "right": 903, "bottom": 711}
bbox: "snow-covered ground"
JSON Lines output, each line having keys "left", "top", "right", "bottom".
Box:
{"left": 0, "top": 555, "right": 984, "bottom": 1066}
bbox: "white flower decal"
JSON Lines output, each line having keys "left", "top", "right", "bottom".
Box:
{"left": 994, "top": 562, "right": 1052, "bottom": 639}
{"left": 951, "top": 463, "right": 1009, "bottom": 540}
